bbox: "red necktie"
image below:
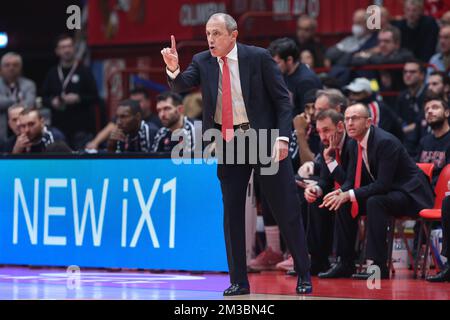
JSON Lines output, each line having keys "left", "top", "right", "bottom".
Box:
{"left": 221, "top": 57, "right": 233, "bottom": 142}
{"left": 334, "top": 148, "right": 341, "bottom": 190}
{"left": 351, "top": 143, "right": 363, "bottom": 218}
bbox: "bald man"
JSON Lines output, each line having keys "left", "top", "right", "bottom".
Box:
{"left": 161, "top": 13, "right": 312, "bottom": 295}
{"left": 320, "top": 103, "right": 434, "bottom": 279}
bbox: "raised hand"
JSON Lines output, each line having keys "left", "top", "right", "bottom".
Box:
{"left": 293, "top": 113, "right": 310, "bottom": 134}
{"left": 161, "top": 35, "right": 179, "bottom": 72}
{"left": 323, "top": 132, "right": 339, "bottom": 163}
{"left": 12, "top": 134, "right": 31, "bottom": 154}
{"left": 110, "top": 128, "right": 126, "bottom": 142}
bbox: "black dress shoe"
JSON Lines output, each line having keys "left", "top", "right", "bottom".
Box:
{"left": 351, "top": 264, "right": 389, "bottom": 280}
{"left": 286, "top": 269, "right": 297, "bottom": 276}
{"left": 223, "top": 283, "right": 250, "bottom": 296}
{"left": 426, "top": 265, "right": 450, "bottom": 282}
{"left": 318, "top": 262, "right": 355, "bottom": 279}
{"left": 311, "top": 261, "right": 331, "bottom": 276}
{"left": 296, "top": 273, "right": 313, "bottom": 294}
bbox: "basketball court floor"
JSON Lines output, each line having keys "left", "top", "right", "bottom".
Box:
{"left": 0, "top": 266, "right": 448, "bottom": 300}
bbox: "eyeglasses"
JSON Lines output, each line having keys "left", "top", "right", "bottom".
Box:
{"left": 344, "top": 115, "right": 369, "bottom": 123}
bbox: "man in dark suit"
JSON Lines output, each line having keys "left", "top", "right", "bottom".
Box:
{"left": 303, "top": 109, "right": 352, "bottom": 275}
{"left": 161, "top": 13, "right": 311, "bottom": 295}
{"left": 321, "top": 103, "right": 434, "bottom": 279}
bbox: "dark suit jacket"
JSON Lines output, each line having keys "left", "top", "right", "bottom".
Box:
{"left": 317, "top": 134, "right": 352, "bottom": 193}
{"left": 372, "top": 100, "right": 404, "bottom": 142}
{"left": 284, "top": 63, "right": 322, "bottom": 116}
{"left": 341, "top": 126, "right": 434, "bottom": 213}
{"left": 392, "top": 15, "right": 439, "bottom": 62}
{"left": 168, "top": 43, "right": 293, "bottom": 138}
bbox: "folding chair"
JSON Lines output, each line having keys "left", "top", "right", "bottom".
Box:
{"left": 413, "top": 164, "right": 450, "bottom": 279}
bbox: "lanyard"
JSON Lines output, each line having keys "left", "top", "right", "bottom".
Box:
{"left": 6, "top": 82, "right": 21, "bottom": 102}
{"left": 57, "top": 61, "right": 78, "bottom": 94}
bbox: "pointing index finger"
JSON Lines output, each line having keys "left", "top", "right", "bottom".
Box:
{"left": 171, "top": 35, "right": 176, "bottom": 50}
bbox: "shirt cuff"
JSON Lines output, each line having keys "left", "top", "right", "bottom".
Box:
{"left": 327, "top": 160, "right": 338, "bottom": 173}
{"left": 166, "top": 67, "right": 180, "bottom": 79}
{"left": 276, "top": 136, "right": 289, "bottom": 143}
{"left": 349, "top": 189, "right": 356, "bottom": 202}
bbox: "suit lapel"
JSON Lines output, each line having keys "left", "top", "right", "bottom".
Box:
{"left": 208, "top": 56, "right": 219, "bottom": 112}
{"left": 343, "top": 134, "right": 350, "bottom": 164}
{"left": 367, "top": 126, "right": 376, "bottom": 176}
{"left": 237, "top": 43, "right": 250, "bottom": 109}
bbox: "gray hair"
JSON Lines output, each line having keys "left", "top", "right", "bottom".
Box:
{"left": 7, "top": 103, "right": 26, "bottom": 116}
{"left": 316, "top": 89, "right": 348, "bottom": 110}
{"left": 404, "top": 0, "right": 424, "bottom": 8}
{"left": 208, "top": 13, "right": 238, "bottom": 33}
{"left": 297, "top": 14, "right": 317, "bottom": 30}
{"left": 1, "top": 52, "right": 23, "bottom": 67}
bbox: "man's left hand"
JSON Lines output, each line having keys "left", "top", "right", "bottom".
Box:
{"left": 272, "top": 140, "right": 289, "bottom": 163}
{"left": 320, "top": 190, "right": 350, "bottom": 211}
{"left": 62, "top": 93, "right": 81, "bottom": 105}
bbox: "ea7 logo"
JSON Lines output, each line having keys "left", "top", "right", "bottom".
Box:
{"left": 366, "top": 5, "right": 381, "bottom": 30}
{"left": 66, "top": 5, "right": 81, "bottom": 30}
{"left": 366, "top": 265, "right": 381, "bottom": 290}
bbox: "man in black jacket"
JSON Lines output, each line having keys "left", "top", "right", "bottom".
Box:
{"left": 42, "top": 34, "right": 99, "bottom": 150}
{"left": 320, "top": 103, "right": 434, "bottom": 279}
{"left": 395, "top": 59, "right": 428, "bottom": 157}
{"left": 303, "top": 109, "right": 352, "bottom": 276}
{"left": 350, "top": 26, "right": 414, "bottom": 104}
{"left": 161, "top": 13, "right": 311, "bottom": 295}
{"left": 392, "top": 0, "right": 439, "bottom": 62}
{"left": 268, "top": 37, "right": 322, "bottom": 116}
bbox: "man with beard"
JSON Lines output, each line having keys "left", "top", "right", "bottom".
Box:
{"left": 12, "top": 107, "right": 65, "bottom": 154}
{"left": 427, "top": 71, "right": 450, "bottom": 99}
{"left": 107, "top": 99, "right": 157, "bottom": 153}
{"left": 152, "top": 91, "right": 196, "bottom": 153}
{"left": 417, "top": 95, "right": 450, "bottom": 186}
{"left": 302, "top": 109, "right": 352, "bottom": 277}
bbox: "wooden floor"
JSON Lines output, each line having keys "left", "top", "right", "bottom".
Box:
{"left": 0, "top": 266, "right": 448, "bottom": 300}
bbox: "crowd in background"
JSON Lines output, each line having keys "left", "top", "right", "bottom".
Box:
{"left": 0, "top": 0, "right": 449, "bottom": 282}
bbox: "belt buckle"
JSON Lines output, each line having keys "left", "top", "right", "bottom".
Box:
{"left": 238, "top": 123, "right": 250, "bottom": 132}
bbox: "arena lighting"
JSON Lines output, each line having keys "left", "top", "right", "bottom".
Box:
{"left": 0, "top": 33, "right": 8, "bottom": 48}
